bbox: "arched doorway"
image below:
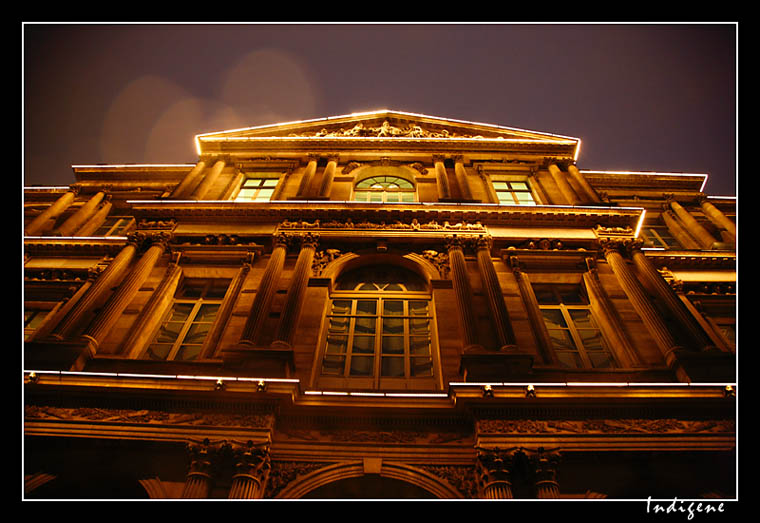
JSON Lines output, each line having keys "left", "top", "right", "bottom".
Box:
{"left": 301, "top": 475, "right": 437, "bottom": 499}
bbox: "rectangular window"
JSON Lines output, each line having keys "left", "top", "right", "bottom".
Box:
{"left": 93, "top": 216, "right": 135, "bottom": 237}
{"left": 235, "top": 175, "right": 280, "bottom": 202}
{"left": 145, "top": 278, "right": 230, "bottom": 361}
{"left": 640, "top": 225, "right": 681, "bottom": 250}
{"left": 24, "top": 308, "right": 51, "bottom": 340}
{"left": 321, "top": 297, "right": 433, "bottom": 379}
{"left": 492, "top": 180, "right": 536, "bottom": 205}
{"left": 533, "top": 283, "right": 614, "bottom": 368}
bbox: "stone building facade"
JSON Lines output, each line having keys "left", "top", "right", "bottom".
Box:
{"left": 23, "top": 111, "right": 736, "bottom": 499}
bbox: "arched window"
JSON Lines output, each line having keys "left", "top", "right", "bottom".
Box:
{"left": 318, "top": 264, "right": 438, "bottom": 390}
{"left": 354, "top": 176, "right": 415, "bottom": 203}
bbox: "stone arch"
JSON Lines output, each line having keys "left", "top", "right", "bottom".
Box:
{"left": 320, "top": 251, "right": 443, "bottom": 285}
{"left": 274, "top": 460, "right": 464, "bottom": 499}
{"left": 351, "top": 164, "right": 419, "bottom": 187}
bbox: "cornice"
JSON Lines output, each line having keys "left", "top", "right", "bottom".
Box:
{"left": 23, "top": 236, "right": 128, "bottom": 257}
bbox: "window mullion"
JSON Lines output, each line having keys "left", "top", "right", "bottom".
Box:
{"left": 563, "top": 304, "right": 593, "bottom": 368}
{"left": 167, "top": 300, "right": 201, "bottom": 361}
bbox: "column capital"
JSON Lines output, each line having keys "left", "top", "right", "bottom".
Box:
{"left": 598, "top": 237, "right": 643, "bottom": 257}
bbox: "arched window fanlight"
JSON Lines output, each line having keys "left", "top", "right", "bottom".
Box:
{"left": 354, "top": 175, "right": 415, "bottom": 203}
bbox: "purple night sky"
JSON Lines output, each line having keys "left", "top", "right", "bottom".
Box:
{"left": 23, "top": 23, "right": 737, "bottom": 196}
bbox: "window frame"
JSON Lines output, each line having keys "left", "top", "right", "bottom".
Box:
{"left": 353, "top": 175, "right": 416, "bottom": 203}
{"left": 316, "top": 266, "right": 439, "bottom": 391}
{"left": 490, "top": 176, "right": 537, "bottom": 206}
{"left": 235, "top": 174, "right": 281, "bottom": 202}
{"left": 533, "top": 283, "right": 616, "bottom": 369}
{"left": 143, "top": 278, "right": 230, "bottom": 362}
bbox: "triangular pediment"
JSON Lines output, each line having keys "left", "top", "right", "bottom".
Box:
{"left": 195, "top": 110, "right": 579, "bottom": 144}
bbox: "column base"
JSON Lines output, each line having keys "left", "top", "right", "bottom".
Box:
{"left": 24, "top": 338, "right": 95, "bottom": 372}
{"left": 460, "top": 349, "right": 535, "bottom": 382}
{"left": 666, "top": 348, "right": 736, "bottom": 382}
{"left": 221, "top": 344, "right": 295, "bottom": 378}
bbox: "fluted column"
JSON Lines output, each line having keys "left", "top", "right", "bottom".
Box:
{"left": 28, "top": 269, "right": 98, "bottom": 341}
{"left": 271, "top": 233, "right": 318, "bottom": 349}
{"left": 453, "top": 156, "right": 474, "bottom": 200}
{"left": 317, "top": 155, "right": 339, "bottom": 198}
{"left": 475, "top": 236, "right": 516, "bottom": 350}
{"left": 567, "top": 164, "right": 601, "bottom": 203}
{"left": 81, "top": 234, "right": 169, "bottom": 351}
{"left": 661, "top": 210, "right": 701, "bottom": 249}
{"left": 74, "top": 198, "right": 113, "bottom": 237}
{"left": 669, "top": 198, "right": 717, "bottom": 249}
{"left": 191, "top": 159, "right": 225, "bottom": 200}
{"left": 433, "top": 156, "right": 452, "bottom": 200}
{"left": 601, "top": 240, "right": 684, "bottom": 370}
{"left": 296, "top": 155, "right": 319, "bottom": 198}
{"left": 228, "top": 442, "right": 271, "bottom": 499}
{"left": 477, "top": 447, "right": 518, "bottom": 499}
{"left": 548, "top": 163, "right": 580, "bottom": 205}
{"left": 181, "top": 440, "right": 216, "bottom": 499}
{"left": 446, "top": 236, "right": 481, "bottom": 351}
{"left": 171, "top": 160, "right": 207, "bottom": 198}
{"left": 240, "top": 235, "right": 288, "bottom": 345}
{"left": 507, "top": 256, "right": 558, "bottom": 365}
{"left": 25, "top": 189, "right": 77, "bottom": 236}
{"left": 699, "top": 197, "right": 736, "bottom": 243}
{"left": 200, "top": 256, "right": 252, "bottom": 357}
{"left": 631, "top": 248, "right": 714, "bottom": 351}
{"left": 54, "top": 191, "right": 105, "bottom": 236}
{"left": 51, "top": 240, "right": 139, "bottom": 339}
{"left": 529, "top": 448, "right": 561, "bottom": 499}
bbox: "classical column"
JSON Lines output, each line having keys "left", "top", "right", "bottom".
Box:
{"left": 171, "top": 160, "right": 207, "bottom": 198}
{"left": 601, "top": 240, "right": 685, "bottom": 371}
{"left": 699, "top": 197, "right": 736, "bottom": 243}
{"left": 81, "top": 234, "right": 169, "bottom": 351}
{"left": 51, "top": 239, "right": 139, "bottom": 339}
{"left": 239, "top": 234, "right": 288, "bottom": 346}
{"left": 477, "top": 447, "right": 519, "bottom": 499}
{"left": 669, "top": 198, "right": 718, "bottom": 249}
{"left": 317, "top": 155, "right": 339, "bottom": 198}
{"left": 661, "top": 210, "right": 701, "bottom": 250}
{"left": 25, "top": 189, "right": 77, "bottom": 236}
{"left": 631, "top": 248, "right": 714, "bottom": 351}
{"left": 453, "top": 156, "right": 474, "bottom": 200}
{"left": 547, "top": 163, "right": 580, "bottom": 206}
{"left": 445, "top": 236, "right": 481, "bottom": 351}
{"left": 433, "top": 156, "right": 452, "bottom": 200}
{"left": 181, "top": 440, "right": 216, "bottom": 499}
{"left": 475, "top": 236, "right": 516, "bottom": 350}
{"left": 296, "top": 155, "right": 319, "bottom": 198}
{"left": 228, "top": 442, "right": 271, "bottom": 499}
{"left": 529, "top": 448, "right": 561, "bottom": 499}
{"left": 73, "top": 198, "right": 113, "bottom": 237}
{"left": 200, "top": 256, "right": 252, "bottom": 357}
{"left": 567, "top": 164, "right": 601, "bottom": 203}
{"left": 582, "top": 257, "right": 643, "bottom": 368}
{"left": 28, "top": 269, "right": 99, "bottom": 341}
{"left": 54, "top": 191, "right": 106, "bottom": 236}
{"left": 118, "top": 253, "right": 183, "bottom": 358}
{"left": 271, "top": 233, "right": 318, "bottom": 349}
{"left": 507, "top": 256, "right": 558, "bottom": 365}
{"left": 190, "top": 159, "right": 226, "bottom": 200}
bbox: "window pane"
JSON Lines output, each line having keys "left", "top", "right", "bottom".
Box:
{"left": 541, "top": 309, "right": 568, "bottom": 329}
{"left": 556, "top": 351, "right": 582, "bottom": 368}
{"left": 328, "top": 317, "right": 350, "bottom": 334}
{"left": 352, "top": 336, "right": 374, "bottom": 354}
{"left": 510, "top": 182, "right": 528, "bottom": 191}
{"left": 350, "top": 356, "right": 373, "bottom": 376}
{"left": 355, "top": 316, "right": 376, "bottom": 334}
{"left": 145, "top": 344, "right": 172, "bottom": 361}
{"left": 331, "top": 300, "right": 351, "bottom": 315}
{"left": 382, "top": 336, "right": 404, "bottom": 354}
{"left": 492, "top": 181, "right": 508, "bottom": 190}
{"left": 560, "top": 288, "right": 585, "bottom": 305}
{"left": 411, "top": 358, "right": 433, "bottom": 377}
{"left": 382, "top": 317, "right": 404, "bottom": 335}
{"left": 588, "top": 352, "right": 614, "bottom": 368}
{"left": 381, "top": 357, "right": 405, "bottom": 377}
{"left": 183, "top": 322, "right": 211, "bottom": 344}
{"left": 356, "top": 300, "right": 377, "bottom": 315}
{"left": 547, "top": 329, "right": 576, "bottom": 350}
{"left": 263, "top": 178, "right": 279, "bottom": 187}
{"left": 383, "top": 300, "right": 404, "bottom": 316}
{"left": 576, "top": 329, "right": 606, "bottom": 351}
{"left": 568, "top": 309, "right": 595, "bottom": 328}
{"left": 326, "top": 335, "right": 348, "bottom": 354}
{"left": 176, "top": 345, "right": 202, "bottom": 361}
{"left": 409, "top": 319, "right": 429, "bottom": 335}
{"left": 154, "top": 322, "right": 184, "bottom": 343}
{"left": 534, "top": 288, "right": 559, "bottom": 305}
{"left": 194, "top": 304, "right": 220, "bottom": 323}
{"left": 410, "top": 337, "right": 430, "bottom": 355}
{"left": 322, "top": 354, "right": 346, "bottom": 375}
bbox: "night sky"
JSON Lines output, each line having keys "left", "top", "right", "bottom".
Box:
{"left": 23, "top": 23, "right": 737, "bottom": 196}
